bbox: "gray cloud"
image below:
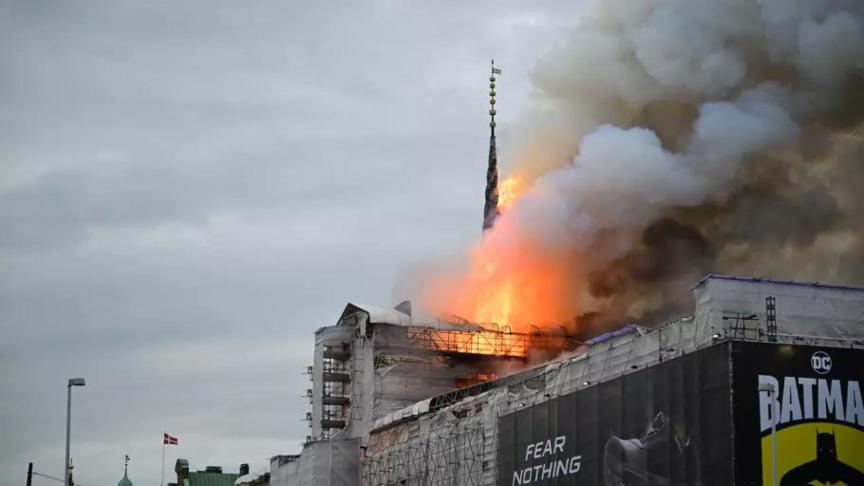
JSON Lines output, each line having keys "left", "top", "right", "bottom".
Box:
{"left": 0, "top": 1, "right": 587, "bottom": 485}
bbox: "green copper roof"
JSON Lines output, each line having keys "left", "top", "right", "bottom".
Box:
{"left": 187, "top": 471, "right": 238, "bottom": 486}
{"left": 117, "top": 470, "right": 133, "bottom": 486}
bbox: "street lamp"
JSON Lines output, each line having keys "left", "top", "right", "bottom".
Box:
{"left": 65, "top": 378, "right": 86, "bottom": 486}
{"left": 758, "top": 382, "right": 777, "bottom": 486}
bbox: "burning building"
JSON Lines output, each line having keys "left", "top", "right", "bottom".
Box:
{"left": 361, "top": 275, "right": 864, "bottom": 485}
{"left": 271, "top": 61, "right": 580, "bottom": 483}
{"left": 267, "top": 275, "right": 864, "bottom": 485}
{"left": 273, "top": 302, "right": 578, "bottom": 484}
{"left": 268, "top": 1, "right": 864, "bottom": 481}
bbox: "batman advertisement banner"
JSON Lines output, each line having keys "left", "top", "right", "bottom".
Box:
{"left": 731, "top": 342, "right": 864, "bottom": 485}
{"left": 497, "top": 344, "right": 734, "bottom": 485}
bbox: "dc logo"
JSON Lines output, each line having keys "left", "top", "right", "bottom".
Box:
{"left": 811, "top": 351, "right": 832, "bottom": 375}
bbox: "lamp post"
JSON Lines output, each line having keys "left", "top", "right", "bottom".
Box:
{"left": 758, "top": 382, "right": 777, "bottom": 486}
{"left": 65, "top": 378, "right": 86, "bottom": 486}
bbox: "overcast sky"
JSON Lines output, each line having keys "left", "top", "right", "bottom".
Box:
{"left": 0, "top": 2, "right": 589, "bottom": 485}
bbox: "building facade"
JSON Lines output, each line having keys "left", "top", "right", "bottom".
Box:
{"left": 361, "top": 275, "right": 864, "bottom": 485}
{"left": 275, "top": 302, "right": 577, "bottom": 485}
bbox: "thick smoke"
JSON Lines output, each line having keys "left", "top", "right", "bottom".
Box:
{"left": 418, "top": 0, "right": 864, "bottom": 332}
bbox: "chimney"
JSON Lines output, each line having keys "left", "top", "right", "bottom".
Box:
{"left": 239, "top": 464, "right": 249, "bottom": 476}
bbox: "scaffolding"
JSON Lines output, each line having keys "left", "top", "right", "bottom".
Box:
{"left": 403, "top": 326, "right": 579, "bottom": 359}
{"left": 722, "top": 310, "right": 760, "bottom": 340}
{"left": 321, "top": 342, "right": 352, "bottom": 439}
{"left": 309, "top": 314, "right": 580, "bottom": 441}
{"left": 766, "top": 296, "right": 777, "bottom": 342}
{"left": 356, "top": 275, "right": 864, "bottom": 486}
{"left": 361, "top": 425, "right": 485, "bottom": 486}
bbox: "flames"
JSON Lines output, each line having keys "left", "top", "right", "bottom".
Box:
{"left": 497, "top": 173, "right": 523, "bottom": 210}
{"left": 415, "top": 0, "right": 864, "bottom": 341}
{"left": 423, "top": 172, "right": 583, "bottom": 333}
{"left": 475, "top": 260, "right": 515, "bottom": 328}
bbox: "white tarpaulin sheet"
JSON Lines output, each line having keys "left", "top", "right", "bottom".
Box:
{"left": 270, "top": 439, "right": 359, "bottom": 486}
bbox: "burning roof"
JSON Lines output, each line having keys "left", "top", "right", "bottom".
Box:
{"left": 406, "top": 0, "right": 864, "bottom": 341}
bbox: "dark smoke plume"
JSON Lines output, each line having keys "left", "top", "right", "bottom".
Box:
{"left": 415, "top": 0, "right": 864, "bottom": 330}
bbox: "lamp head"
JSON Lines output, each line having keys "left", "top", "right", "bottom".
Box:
{"left": 68, "top": 378, "right": 86, "bottom": 387}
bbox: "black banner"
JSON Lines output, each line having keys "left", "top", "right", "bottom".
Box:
{"left": 497, "top": 344, "right": 733, "bottom": 485}
{"left": 731, "top": 342, "right": 864, "bottom": 485}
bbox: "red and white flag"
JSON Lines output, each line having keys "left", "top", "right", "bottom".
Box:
{"left": 163, "top": 433, "right": 179, "bottom": 445}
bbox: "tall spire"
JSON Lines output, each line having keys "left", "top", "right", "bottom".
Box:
{"left": 483, "top": 59, "right": 502, "bottom": 232}
{"left": 118, "top": 455, "right": 133, "bottom": 486}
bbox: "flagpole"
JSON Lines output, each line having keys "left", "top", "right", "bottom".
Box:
{"left": 161, "top": 432, "right": 165, "bottom": 486}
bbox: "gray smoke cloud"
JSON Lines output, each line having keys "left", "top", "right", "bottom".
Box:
{"left": 425, "top": 0, "right": 864, "bottom": 332}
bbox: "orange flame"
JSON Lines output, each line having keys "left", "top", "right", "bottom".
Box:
{"left": 497, "top": 173, "right": 523, "bottom": 211}
{"left": 423, "top": 178, "right": 582, "bottom": 334}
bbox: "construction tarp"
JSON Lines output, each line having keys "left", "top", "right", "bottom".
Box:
{"left": 693, "top": 274, "right": 864, "bottom": 345}
{"left": 270, "top": 439, "right": 359, "bottom": 486}
{"left": 362, "top": 275, "right": 864, "bottom": 486}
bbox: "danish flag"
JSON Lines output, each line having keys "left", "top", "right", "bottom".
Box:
{"left": 163, "top": 433, "right": 178, "bottom": 445}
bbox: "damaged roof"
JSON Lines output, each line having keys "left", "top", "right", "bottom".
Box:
{"left": 336, "top": 302, "right": 485, "bottom": 331}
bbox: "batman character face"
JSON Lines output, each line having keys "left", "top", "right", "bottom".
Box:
{"left": 780, "top": 429, "right": 863, "bottom": 486}
{"left": 816, "top": 432, "right": 836, "bottom": 461}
